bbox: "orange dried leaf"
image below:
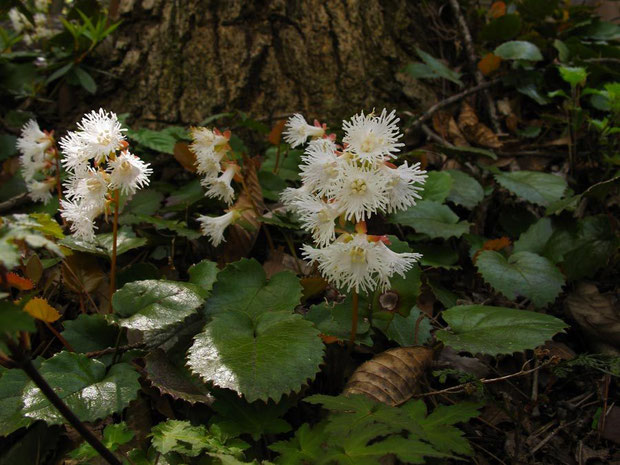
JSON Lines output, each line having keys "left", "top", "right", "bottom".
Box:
{"left": 463, "top": 123, "right": 503, "bottom": 149}
{"left": 173, "top": 142, "right": 197, "bottom": 173}
{"left": 483, "top": 237, "right": 512, "bottom": 251}
{"left": 490, "top": 1, "right": 506, "bottom": 18}
{"left": 478, "top": 53, "right": 502, "bottom": 76}
{"left": 319, "top": 334, "right": 340, "bottom": 344}
{"left": 268, "top": 120, "right": 287, "bottom": 146}
{"left": 4, "top": 272, "right": 34, "bottom": 291}
{"left": 24, "top": 297, "right": 60, "bottom": 323}
{"left": 458, "top": 101, "right": 479, "bottom": 129}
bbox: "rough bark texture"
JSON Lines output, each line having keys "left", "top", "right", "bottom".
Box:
{"left": 96, "top": 0, "right": 437, "bottom": 126}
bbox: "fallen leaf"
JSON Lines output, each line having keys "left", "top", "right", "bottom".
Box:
{"left": 458, "top": 101, "right": 479, "bottom": 129}
{"left": 478, "top": 53, "right": 502, "bottom": 76}
{"left": 463, "top": 123, "right": 503, "bottom": 149}
{"left": 473, "top": 237, "right": 511, "bottom": 263}
{"left": 3, "top": 272, "right": 34, "bottom": 290}
{"left": 24, "top": 297, "right": 60, "bottom": 323}
{"left": 344, "top": 346, "right": 434, "bottom": 406}
{"left": 268, "top": 120, "right": 287, "bottom": 146}
{"left": 173, "top": 142, "right": 197, "bottom": 173}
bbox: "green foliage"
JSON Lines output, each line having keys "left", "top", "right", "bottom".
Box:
{"left": 112, "top": 280, "right": 205, "bottom": 331}
{"left": 389, "top": 200, "right": 470, "bottom": 239}
{"left": 436, "top": 305, "right": 568, "bottom": 356}
{"left": 69, "top": 422, "right": 134, "bottom": 462}
{"left": 405, "top": 47, "right": 463, "bottom": 86}
{"left": 61, "top": 313, "right": 125, "bottom": 354}
{"left": 476, "top": 251, "right": 565, "bottom": 307}
{"left": 306, "top": 293, "right": 372, "bottom": 345}
{"left": 374, "top": 307, "right": 432, "bottom": 347}
{"left": 0, "top": 352, "right": 140, "bottom": 436}
{"left": 558, "top": 66, "right": 588, "bottom": 88}
{"left": 150, "top": 420, "right": 249, "bottom": 461}
{"left": 445, "top": 169, "right": 484, "bottom": 209}
{"left": 494, "top": 41, "right": 543, "bottom": 61}
{"left": 188, "top": 259, "right": 219, "bottom": 296}
{"left": 494, "top": 171, "right": 567, "bottom": 206}
{"left": 60, "top": 226, "right": 147, "bottom": 258}
{"left": 274, "top": 395, "right": 480, "bottom": 464}
{"left": 420, "top": 171, "right": 453, "bottom": 202}
{"left": 126, "top": 126, "right": 189, "bottom": 154}
{"left": 188, "top": 259, "right": 325, "bottom": 402}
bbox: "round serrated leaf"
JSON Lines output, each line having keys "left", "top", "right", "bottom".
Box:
{"left": 113, "top": 280, "right": 204, "bottom": 331}
{"left": 21, "top": 352, "right": 140, "bottom": 425}
{"left": 476, "top": 251, "right": 565, "bottom": 308}
{"left": 445, "top": 170, "right": 484, "bottom": 209}
{"left": 436, "top": 305, "right": 568, "bottom": 355}
{"left": 188, "top": 312, "right": 324, "bottom": 402}
{"left": 494, "top": 171, "right": 566, "bottom": 206}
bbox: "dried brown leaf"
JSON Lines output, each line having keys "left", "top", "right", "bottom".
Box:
{"left": 173, "top": 141, "right": 197, "bottom": 173}
{"left": 62, "top": 253, "right": 105, "bottom": 295}
{"left": 343, "top": 346, "right": 434, "bottom": 406}
{"left": 458, "top": 101, "right": 479, "bottom": 129}
{"left": 463, "top": 123, "right": 503, "bottom": 149}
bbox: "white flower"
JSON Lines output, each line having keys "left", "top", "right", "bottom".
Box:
{"left": 76, "top": 108, "right": 126, "bottom": 161}
{"left": 190, "top": 127, "right": 229, "bottom": 157}
{"left": 204, "top": 164, "right": 237, "bottom": 205}
{"left": 26, "top": 179, "right": 55, "bottom": 203}
{"left": 330, "top": 160, "right": 389, "bottom": 222}
{"left": 291, "top": 195, "right": 339, "bottom": 247}
{"left": 283, "top": 114, "right": 325, "bottom": 148}
{"left": 299, "top": 138, "right": 341, "bottom": 196}
{"left": 60, "top": 199, "right": 101, "bottom": 241}
{"left": 59, "top": 131, "right": 90, "bottom": 173}
{"left": 342, "top": 109, "right": 404, "bottom": 162}
{"left": 107, "top": 150, "right": 152, "bottom": 195}
{"left": 383, "top": 161, "right": 427, "bottom": 213}
{"left": 68, "top": 168, "right": 109, "bottom": 209}
{"left": 17, "top": 120, "right": 53, "bottom": 159}
{"left": 302, "top": 233, "right": 421, "bottom": 293}
{"left": 195, "top": 151, "right": 224, "bottom": 180}
{"left": 197, "top": 209, "right": 241, "bottom": 247}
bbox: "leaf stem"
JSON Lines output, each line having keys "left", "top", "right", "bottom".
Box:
{"left": 44, "top": 321, "right": 75, "bottom": 352}
{"left": 349, "top": 290, "right": 359, "bottom": 348}
{"left": 10, "top": 349, "right": 122, "bottom": 465}
{"left": 109, "top": 189, "right": 120, "bottom": 311}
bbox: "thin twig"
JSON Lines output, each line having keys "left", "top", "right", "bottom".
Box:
{"left": 409, "top": 79, "right": 501, "bottom": 130}
{"left": 448, "top": 0, "right": 501, "bottom": 132}
{"left": 415, "top": 357, "right": 557, "bottom": 398}
{"left": 421, "top": 124, "right": 453, "bottom": 146}
{"left": 348, "top": 290, "right": 359, "bottom": 349}
{"left": 85, "top": 342, "right": 145, "bottom": 358}
{"left": 0, "top": 193, "right": 29, "bottom": 214}
{"left": 109, "top": 189, "right": 120, "bottom": 311}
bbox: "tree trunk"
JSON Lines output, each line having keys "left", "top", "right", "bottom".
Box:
{"left": 97, "top": 0, "right": 437, "bottom": 126}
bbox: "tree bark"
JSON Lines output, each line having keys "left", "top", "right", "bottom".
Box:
{"left": 97, "top": 0, "right": 437, "bottom": 126}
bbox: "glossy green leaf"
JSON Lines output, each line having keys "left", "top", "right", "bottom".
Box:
{"left": 188, "top": 259, "right": 218, "bottom": 296}
{"left": 188, "top": 311, "right": 324, "bottom": 402}
{"left": 558, "top": 66, "right": 587, "bottom": 87}
{"left": 61, "top": 314, "right": 124, "bottom": 354}
{"left": 494, "top": 171, "right": 567, "bottom": 206}
{"left": 494, "top": 41, "right": 543, "bottom": 61}
{"left": 21, "top": 352, "right": 140, "bottom": 426}
{"left": 476, "top": 251, "right": 565, "bottom": 307}
{"left": 446, "top": 170, "right": 484, "bottom": 209}
{"left": 436, "top": 305, "right": 568, "bottom": 355}
{"left": 420, "top": 171, "right": 453, "bottom": 202}
{"left": 389, "top": 201, "right": 470, "bottom": 239}
{"left": 113, "top": 280, "right": 205, "bottom": 331}
{"left": 0, "top": 361, "right": 38, "bottom": 435}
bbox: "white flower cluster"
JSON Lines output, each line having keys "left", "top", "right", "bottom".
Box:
{"left": 16, "top": 120, "right": 57, "bottom": 203}
{"left": 282, "top": 110, "right": 427, "bottom": 294}
{"left": 190, "top": 127, "right": 242, "bottom": 246}
{"left": 9, "top": 0, "right": 55, "bottom": 46}
{"left": 59, "top": 109, "right": 152, "bottom": 241}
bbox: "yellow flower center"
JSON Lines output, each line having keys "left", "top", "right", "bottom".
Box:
{"left": 349, "top": 246, "right": 367, "bottom": 264}
{"left": 351, "top": 179, "right": 367, "bottom": 194}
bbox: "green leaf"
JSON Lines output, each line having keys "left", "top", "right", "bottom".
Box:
{"left": 476, "top": 251, "right": 565, "bottom": 307}
{"left": 70, "top": 422, "right": 134, "bottom": 460}
{"left": 404, "top": 62, "right": 439, "bottom": 80}
{"left": 123, "top": 189, "right": 164, "bottom": 216}
{"left": 204, "top": 259, "right": 301, "bottom": 319}
{"left": 188, "top": 311, "right": 324, "bottom": 402}
{"left": 0, "top": 300, "right": 36, "bottom": 335}
{"left": 436, "top": 305, "right": 568, "bottom": 355}
{"left": 416, "top": 243, "right": 460, "bottom": 269}
{"left": 445, "top": 170, "right": 484, "bottom": 209}
{"left": 377, "top": 307, "right": 432, "bottom": 347}
{"left": 60, "top": 227, "right": 146, "bottom": 258}
{"left": 389, "top": 200, "right": 470, "bottom": 239}
{"left": 211, "top": 390, "right": 292, "bottom": 441}
{"left": 558, "top": 66, "right": 587, "bottom": 88}
{"left": 0, "top": 361, "right": 39, "bottom": 435}
{"left": 126, "top": 126, "right": 189, "bottom": 154}
{"left": 513, "top": 218, "right": 553, "bottom": 255}
{"left": 494, "top": 41, "right": 543, "bottom": 61}
{"left": 61, "top": 313, "right": 124, "bottom": 354}
{"left": 112, "top": 280, "right": 205, "bottom": 331}
{"left": 306, "top": 293, "right": 372, "bottom": 345}
{"left": 188, "top": 260, "right": 218, "bottom": 296}
{"left": 416, "top": 47, "right": 463, "bottom": 86}
{"left": 420, "top": 171, "right": 453, "bottom": 202}
{"left": 481, "top": 14, "right": 522, "bottom": 42}
{"left": 21, "top": 352, "right": 140, "bottom": 425}
{"left": 439, "top": 145, "right": 497, "bottom": 160}
{"left": 72, "top": 66, "right": 97, "bottom": 93}
{"left": 270, "top": 423, "right": 328, "bottom": 465}
{"left": 0, "top": 134, "right": 17, "bottom": 161}
{"left": 494, "top": 171, "right": 567, "bottom": 206}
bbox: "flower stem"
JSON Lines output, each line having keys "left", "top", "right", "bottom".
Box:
{"left": 109, "top": 189, "right": 120, "bottom": 311}
{"left": 9, "top": 348, "right": 122, "bottom": 465}
{"left": 349, "top": 290, "right": 359, "bottom": 348}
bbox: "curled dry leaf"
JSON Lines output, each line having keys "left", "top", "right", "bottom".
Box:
{"left": 459, "top": 102, "right": 502, "bottom": 149}
{"left": 343, "top": 346, "right": 434, "bottom": 406}
{"left": 565, "top": 282, "right": 620, "bottom": 355}
{"left": 221, "top": 156, "right": 265, "bottom": 263}
{"left": 173, "top": 141, "right": 197, "bottom": 173}
{"left": 3, "top": 272, "right": 34, "bottom": 290}
{"left": 62, "top": 253, "right": 106, "bottom": 295}
{"left": 458, "top": 102, "right": 479, "bottom": 129}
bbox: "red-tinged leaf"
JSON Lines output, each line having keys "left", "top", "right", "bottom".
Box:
{"left": 3, "top": 272, "right": 34, "bottom": 291}
{"left": 473, "top": 237, "right": 512, "bottom": 263}
{"left": 268, "top": 120, "right": 287, "bottom": 146}
{"left": 320, "top": 334, "right": 340, "bottom": 344}
{"left": 490, "top": 1, "right": 506, "bottom": 18}
{"left": 478, "top": 53, "right": 502, "bottom": 76}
